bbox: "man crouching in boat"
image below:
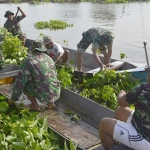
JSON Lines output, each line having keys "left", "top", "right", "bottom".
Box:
{"left": 99, "top": 67, "right": 150, "bottom": 150}
{"left": 77, "top": 27, "right": 115, "bottom": 72}
{"left": 8, "top": 40, "right": 61, "bottom": 111}
{"left": 43, "top": 36, "right": 69, "bottom": 64}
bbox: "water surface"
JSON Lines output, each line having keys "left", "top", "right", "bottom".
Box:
{"left": 0, "top": 2, "right": 150, "bottom": 64}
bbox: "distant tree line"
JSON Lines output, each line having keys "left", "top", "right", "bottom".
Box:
{"left": 0, "top": 0, "right": 149, "bottom": 4}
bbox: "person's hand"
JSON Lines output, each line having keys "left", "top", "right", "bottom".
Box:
{"left": 118, "top": 90, "right": 126, "bottom": 97}
{"left": 8, "top": 99, "right": 15, "bottom": 105}
{"left": 17, "top": 7, "right": 21, "bottom": 11}
{"left": 100, "top": 64, "right": 106, "bottom": 71}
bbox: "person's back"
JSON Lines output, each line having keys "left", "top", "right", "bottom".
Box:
{"left": 28, "top": 52, "right": 60, "bottom": 100}
{"left": 11, "top": 40, "right": 60, "bottom": 111}
{"left": 83, "top": 27, "right": 114, "bottom": 46}
{"left": 77, "top": 27, "right": 115, "bottom": 72}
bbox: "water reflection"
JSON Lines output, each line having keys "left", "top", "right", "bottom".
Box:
{"left": 91, "top": 4, "right": 116, "bottom": 21}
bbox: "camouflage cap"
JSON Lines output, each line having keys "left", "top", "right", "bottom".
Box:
{"left": 43, "top": 36, "right": 52, "bottom": 45}
{"left": 30, "top": 40, "right": 47, "bottom": 52}
{"left": 4, "top": 10, "right": 14, "bottom": 18}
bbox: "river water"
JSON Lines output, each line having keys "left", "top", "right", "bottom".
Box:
{"left": 0, "top": 2, "right": 150, "bottom": 64}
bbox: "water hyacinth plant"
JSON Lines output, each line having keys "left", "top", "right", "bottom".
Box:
{"left": 34, "top": 20, "right": 73, "bottom": 30}
{"left": 0, "top": 28, "right": 28, "bottom": 66}
{"left": 0, "top": 96, "right": 77, "bottom": 150}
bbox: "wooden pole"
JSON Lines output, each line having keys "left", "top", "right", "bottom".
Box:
{"left": 143, "top": 42, "right": 149, "bottom": 66}
{"left": 143, "top": 42, "right": 150, "bottom": 82}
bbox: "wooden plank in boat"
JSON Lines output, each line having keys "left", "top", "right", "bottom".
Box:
{"left": 0, "top": 84, "right": 25, "bottom": 101}
{"left": 87, "top": 61, "right": 124, "bottom": 74}
{"left": 60, "top": 89, "right": 115, "bottom": 123}
{"left": 39, "top": 105, "right": 100, "bottom": 149}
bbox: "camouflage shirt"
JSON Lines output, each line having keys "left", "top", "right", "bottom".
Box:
{"left": 83, "top": 27, "right": 114, "bottom": 47}
{"left": 4, "top": 16, "right": 23, "bottom": 36}
{"left": 125, "top": 82, "right": 150, "bottom": 142}
{"left": 11, "top": 52, "right": 61, "bottom": 103}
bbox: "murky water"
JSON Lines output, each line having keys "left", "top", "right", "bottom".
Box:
{"left": 0, "top": 2, "right": 150, "bottom": 64}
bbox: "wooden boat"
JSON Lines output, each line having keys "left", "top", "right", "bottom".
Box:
{"left": 0, "top": 38, "right": 147, "bottom": 81}
{"left": 25, "top": 39, "right": 147, "bottom": 82}
{"left": 0, "top": 39, "right": 145, "bottom": 149}
{"left": 0, "top": 65, "right": 133, "bottom": 150}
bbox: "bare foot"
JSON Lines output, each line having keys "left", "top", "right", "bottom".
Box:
{"left": 27, "top": 103, "right": 41, "bottom": 111}
{"left": 47, "top": 102, "right": 55, "bottom": 109}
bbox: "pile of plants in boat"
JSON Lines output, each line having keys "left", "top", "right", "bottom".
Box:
{"left": 0, "top": 94, "right": 77, "bottom": 150}
{"left": 57, "top": 65, "right": 140, "bottom": 110}
{"left": 34, "top": 20, "right": 73, "bottom": 30}
{"left": 0, "top": 28, "right": 28, "bottom": 66}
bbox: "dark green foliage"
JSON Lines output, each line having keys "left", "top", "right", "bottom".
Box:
{"left": 57, "top": 65, "right": 140, "bottom": 110}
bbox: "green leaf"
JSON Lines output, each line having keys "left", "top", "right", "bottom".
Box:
{"left": 0, "top": 101, "right": 9, "bottom": 112}
{"left": 70, "top": 140, "right": 76, "bottom": 150}
{"left": 10, "top": 115, "right": 20, "bottom": 123}
{"left": 12, "top": 142, "right": 26, "bottom": 150}
{"left": 0, "top": 94, "right": 7, "bottom": 101}
{"left": 29, "top": 119, "right": 38, "bottom": 127}
{"left": 64, "top": 140, "right": 69, "bottom": 150}
{"left": 6, "top": 135, "right": 17, "bottom": 142}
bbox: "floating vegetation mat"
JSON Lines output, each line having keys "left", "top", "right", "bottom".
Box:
{"left": 34, "top": 20, "right": 73, "bottom": 30}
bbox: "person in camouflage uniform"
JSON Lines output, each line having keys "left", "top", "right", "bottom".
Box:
{"left": 77, "top": 27, "right": 115, "bottom": 72}
{"left": 9, "top": 40, "right": 61, "bottom": 111}
{"left": 4, "top": 7, "right": 26, "bottom": 46}
{"left": 99, "top": 69, "right": 150, "bottom": 150}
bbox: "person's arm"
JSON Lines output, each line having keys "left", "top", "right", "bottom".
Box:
{"left": 92, "top": 49, "right": 105, "bottom": 70}
{"left": 145, "top": 66, "right": 150, "bottom": 82}
{"left": 118, "top": 83, "right": 142, "bottom": 107}
{"left": 54, "top": 52, "right": 63, "bottom": 63}
{"left": 117, "top": 90, "right": 129, "bottom": 107}
{"left": 54, "top": 43, "right": 64, "bottom": 64}
{"left": 17, "top": 7, "right": 26, "bottom": 19}
{"left": 77, "top": 52, "right": 83, "bottom": 72}
{"left": 105, "top": 43, "right": 112, "bottom": 65}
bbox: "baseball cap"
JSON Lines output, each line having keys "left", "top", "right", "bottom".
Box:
{"left": 43, "top": 36, "right": 52, "bottom": 45}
